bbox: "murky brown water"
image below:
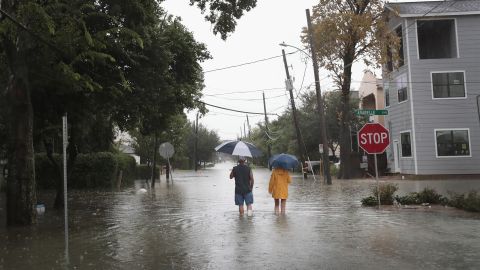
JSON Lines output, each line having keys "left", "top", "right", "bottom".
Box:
{"left": 1, "top": 162, "right": 480, "bottom": 269}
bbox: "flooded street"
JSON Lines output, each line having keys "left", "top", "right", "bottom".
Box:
{"left": 1, "top": 162, "right": 480, "bottom": 270}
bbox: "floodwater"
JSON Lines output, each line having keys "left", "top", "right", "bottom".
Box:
{"left": 1, "top": 162, "right": 480, "bottom": 270}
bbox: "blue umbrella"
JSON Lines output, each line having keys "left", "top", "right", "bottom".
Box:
{"left": 269, "top": 153, "right": 299, "bottom": 170}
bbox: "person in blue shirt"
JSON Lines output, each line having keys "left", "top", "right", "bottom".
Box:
{"left": 229, "top": 156, "right": 254, "bottom": 216}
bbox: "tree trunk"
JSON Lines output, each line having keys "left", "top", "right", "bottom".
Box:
{"left": 150, "top": 133, "right": 158, "bottom": 188}
{"left": 6, "top": 63, "right": 37, "bottom": 226}
{"left": 337, "top": 48, "right": 355, "bottom": 179}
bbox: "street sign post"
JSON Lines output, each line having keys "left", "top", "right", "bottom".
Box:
{"left": 358, "top": 123, "right": 390, "bottom": 208}
{"left": 355, "top": 109, "right": 388, "bottom": 116}
{"left": 159, "top": 142, "right": 174, "bottom": 181}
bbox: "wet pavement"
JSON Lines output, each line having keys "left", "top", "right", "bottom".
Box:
{"left": 1, "top": 162, "right": 480, "bottom": 270}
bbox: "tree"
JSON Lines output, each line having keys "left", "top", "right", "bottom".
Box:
{"left": 0, "top": 0, "right": 257, "bottom": 226}
{"left": 190, "top": 123, "right": 220, "bottom": 168}
{"left": 188, "top": 0, "right": 257, "bottom": 40}
{"left": 302, "top": 0, "right": 395, "bottom": 178}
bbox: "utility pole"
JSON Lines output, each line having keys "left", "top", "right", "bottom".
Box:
{"left": 246, "top": 114, "right": 251, "bottom": 139}
{"left": 262, "top": 92, "right": 272, "bottom": 161}
{"left": 306, "top": 9, "right": 332, "bottom": 185}
{"left": 194, "top": 112, "right": 199, "bottom": 171}
{"left": 243, "top": 122, "right": 246, "bottom": 140}
{"left": 282, "top": 49, "right": 305, "bottom": 167}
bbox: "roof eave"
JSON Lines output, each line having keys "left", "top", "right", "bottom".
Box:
{"left": 398, "top": 11, "right": 480, "bottom": 18}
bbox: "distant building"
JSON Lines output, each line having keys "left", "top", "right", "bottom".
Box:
{"left": 358, "top": 70, "right": 384, "bottom": 125}
{"left": 383, "top": 0, "right": 480, "bottom": 175}
{"left": 119, "top": 144, "right": 140, "bottom": 164}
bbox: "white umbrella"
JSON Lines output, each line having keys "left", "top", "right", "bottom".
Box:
{"left": 214, "top": 140, "right": 262, "bottom": 158}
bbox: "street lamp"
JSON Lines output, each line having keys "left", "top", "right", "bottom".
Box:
{"left": 279, "top": 42, "right": 311, "bottom": 59}
{"left": 280, "top": 38, "right": 332, "bottom": 184}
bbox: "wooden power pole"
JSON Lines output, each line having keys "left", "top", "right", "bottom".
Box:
{"left": 262, "top": 92, "right": 272, "bottom": 162}
{"left": 282, "top": 49, "right": 305, "bottom": 167}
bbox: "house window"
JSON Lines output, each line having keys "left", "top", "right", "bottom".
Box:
{"left": 432, "top": 72, "right": 465, "bottom": 98}
{"left": 386, "top": 25, "right": 404, "bottom": 72}
{"left": 396, "top": 26, "right": 404, "bottom": 67}
{"left": 397, "top": 74, "right": 407, "bottom": 102}
{"left": 436, "top": 129, "right": 470, "bottom": 157}
{"left": 417, "top": 19, "right": 457, "bottom": 59}
{"left": 385, "top": 87, "right": 390, "bottom": 107}
{"left": 400, "top": 132, "right": 412, "bottom": 157}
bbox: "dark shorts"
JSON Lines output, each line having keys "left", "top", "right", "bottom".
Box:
{"left": 235, "top": 192, "right": 253, "bottom": 206}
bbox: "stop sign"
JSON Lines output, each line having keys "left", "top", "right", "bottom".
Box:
{"left": 358, "top": 123, "right": 390, "bottom": 154}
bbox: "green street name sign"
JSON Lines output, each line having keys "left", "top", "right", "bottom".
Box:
{"left": 355, "top": 109, "right": 388, "bottom": 116}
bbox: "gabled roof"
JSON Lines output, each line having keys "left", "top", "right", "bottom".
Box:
{"left": 119, "top": 144, "right": 135, "bottom": 154}
{"left": 386, "top": 0, "right": 480, "bottom": 18}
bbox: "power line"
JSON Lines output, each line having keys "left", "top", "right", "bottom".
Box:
{"left": 203, "top": 87, "right": 284, "bottom": 96}
{"left": 203, "top": 51, "right": 298, "bottom": 73}
{"left": 207, "top": 110, "right": 264, "bottom": 118}
{"left": 199, "top": 101, "right": 278, "bottom": 116}
{"left": 204, "top": 93, "right": 287, "bottom": 101}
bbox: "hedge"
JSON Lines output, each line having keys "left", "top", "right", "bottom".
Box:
{"left": 35, "top": 152, "right": 136, "bottom": 189}
{"left": 136, "top": 164, "right": 152, "bottom": 180}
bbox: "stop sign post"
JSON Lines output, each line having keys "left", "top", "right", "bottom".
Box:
{"left": 358, "top": 123, "right": 390, "bottom": 207}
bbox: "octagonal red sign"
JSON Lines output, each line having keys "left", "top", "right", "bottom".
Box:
{"left": 358, "top": 123, "right": 390, "bottom": 154}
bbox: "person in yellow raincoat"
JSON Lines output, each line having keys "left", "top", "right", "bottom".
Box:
{"left": 268, "top": 167, "right": 291, "bottom": 214}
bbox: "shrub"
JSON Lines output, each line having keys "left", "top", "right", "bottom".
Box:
{"left": 361, "top": 196, "right": 378, "bottom": 206}
{"left": 71, "top": 152, "right": 117, "bottom": 188}
{"left": 372, "top": 183, "right": 398, "bottom": 205}
{"left": 417, "top": 187, "right": 443, "bottom": 204}
{"left": 448, "top": 191, "right": 480, "bottom": 212}
{"left": 395, "top": 193, "right": 420, "bottom": 205}
{"left": 35, "top": 153, "right": 61, "bottom": 189}
{"left": 35, "top": 152, "right": 136, "bottom": 189}
{"left": 136, "top": 164, "right": 152, "bottom": 180}
{"left": 329, "top": 163, "right": 338, "bottom": 178}
{"left": 115, "top": 154, "right": 136, "bottom": 187}
{"left": 395, "top": 188, "right": 447, "bottom": 205}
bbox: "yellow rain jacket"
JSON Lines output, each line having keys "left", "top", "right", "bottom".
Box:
{"left": 268, "top": 168, "right": 292, "bottom": 199}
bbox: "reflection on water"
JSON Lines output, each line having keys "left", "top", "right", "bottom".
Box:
{"left": 1, "top": 162, "right": 480, "bottom": 269}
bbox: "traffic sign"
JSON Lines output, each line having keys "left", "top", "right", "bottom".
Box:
{"left": 358, "top": 123, "right": 390, "bottom": 154}
{"left": 355, "top": 109, "right": 388, "bottom": 116}
{"left": 159, "top": 142, "right": 175, "bottom": 158}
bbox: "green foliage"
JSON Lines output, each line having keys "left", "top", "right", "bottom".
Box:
{"left": 448, "top": 191, "right": 480, "bottom": 212}
{"left": 372, "top": 183, "right": 398, "bottom": 205}
{"left": 329, "top": 163, "right": 339, "bottom": 178}
{"left": 34, "top": 153, "right": 61, "bottom": 189}
{"left": 394, "top": 193, "right": 420, "bottom": 205}
{"left": 115, "top": 154, "right": 137, "bottom": 187}
{"left": 362, "top": 184, "right": 479, "bottom": 213}
{"left": 189, "top": 0, "right": 257, "bottom": 39}
{"left": 35, "top": 152, "right": 136, "bottom": 189}
{"left": 136, "top": 164, "right": 152, "bottom": 180}
{"left": 417, "top": 188, "right": 444, "bottom": 204}
{"left": 72, "top": 152, "right": 117, "bottom": 188}
{"left": 361, "top": 196, "right": 378, "bottom": 206}
{"left": 395, "top": 188, "right": 447, "bottom": 205}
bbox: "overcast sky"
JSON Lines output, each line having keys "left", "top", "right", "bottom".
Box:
{"left": 161, "top": 0, "right": 415, "bottom": 141}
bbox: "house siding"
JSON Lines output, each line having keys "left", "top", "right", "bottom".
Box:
{"left": 384, "top": 17, "right": 417, "bottom": 174}
{"left": 405, "top": 15, "right": 480, "bottom": 174}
